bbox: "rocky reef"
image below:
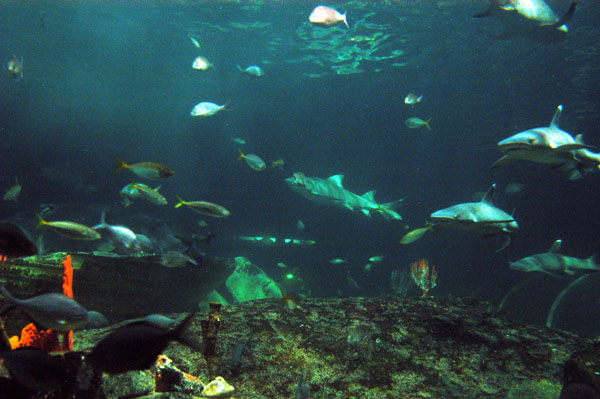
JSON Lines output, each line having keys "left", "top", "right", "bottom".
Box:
{"left": 51, "top": 296, "right": 592, "bottom": 399}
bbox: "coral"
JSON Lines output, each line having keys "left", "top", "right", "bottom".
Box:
{"left": 505, "top": 379, "right": 561, "bottom": 399}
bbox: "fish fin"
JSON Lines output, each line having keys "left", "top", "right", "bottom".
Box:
{"left": 237, "top": 149, "right": 245, "bottom": 161}
{"left": 563, "top": 267, "right": 575, "bottom": 276}
{"left": 327, "top": 174, "right": 344, "bottom": 187}
{"left": 552, "top": 3, "right": 576, "bottom": 30}
{"left": 496, "top": 235, "right": 511, "bottom": 252}
{"left": 342, "top": 11, "right": 349, "bottom": 28}
{"left": 237, "top": 65, "right": 243, "bottom": 72}
{"left": 35, "top": 213, "right": 46, "bottom": 229}
{"left": 425, "top": 118, "right": 432, "bottom": 130}
{"left": 115, "top": 157, "right": 128, "bottom": 173}
{"left": 550, "top": 105, "right": 563, "bottom": 128}
{"left": 343, "top": 203, "right": 354, "bottom": 211}
{"left": 173, "top": 313, "right": 203, "bottom": 352}
{"left": 154, "top": 185, "right": 162, "bottom": 192}
{"left": 360, "top": 209, "right": 371, "bottom": 217}
{"left": 555, "top": 143, "right": 589, "bottom": 151}
{"left": 362, "top": 190, "right": 376, "bottom": 201}
{"left": 174, "top": 195, "right": 185, "bottom": 209}
{"left": 481, "top": 183, "right": 497, "bottom": 204}
{"left": 548, "top": 239, "right": 562, "bottom": 253}
{"left": 490, "top": 155, "right": 515, "bottom": 169}
{"left": 473, "top": 3, "right": 492, "bottom": 18}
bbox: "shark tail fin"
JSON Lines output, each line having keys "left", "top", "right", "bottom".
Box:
{"left": 378, "top": 201, "right": 403, "bottom": 220}
{"left": 237, "top": 149, "right": 245, "bottom": 161}
{"left": 552, "top": 2, "right": 576, "bottom": 31}
{"left": 174, "top": 195, "right": 185, "bottom": 209}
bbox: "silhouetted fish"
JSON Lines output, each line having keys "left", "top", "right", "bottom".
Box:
{"left": 0, "top": 222, "right": 38, "bottom": 258}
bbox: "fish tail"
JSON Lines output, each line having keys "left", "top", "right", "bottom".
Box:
{"left": 174, "top": 195, "right": 185, "bottom": 208}
{"left": 425, "top": 118, "right": 432, "bottom": 130}
{"left": 342, "top": 11, "right": 349, "bottom": 28}
{"left": 35, "top": 213, "right": 47, "bottom": 229}
{"left": 237, "top": 65, "right": 243, "bottom": 72}
{"left": 173, "top": 313, "right": 202, "bottom": 351}
{"left": 115, "top": 157, "right": 128, "bottom": 173}
{"left": 0, "top": 284, "right": 17, "bottom": 310}
{"left": 237, "top": 149, "right": 245, "bottom": 161}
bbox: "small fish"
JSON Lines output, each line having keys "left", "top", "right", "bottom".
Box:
{"left": 132, "top": 233, "right": 153, "bottom": 253}
{"left": 369, "top": 255, "right": 384, "bottom": 262}
{"left": 404, "top": 93, "right": 423, "bottom": 105}
{"left": 190, "top": 101, "right": 227, "bottom": 117}
{"left": 93, "top": 211, "right": 138, "bottom": 251}
{"left": 189, "top": 35, "right": 201, "bottom": 48}
{"left": 3, "top": 177, "right": 21, "bottom": 201}
{"left": 400, "top": 225, "right": 433, "bottom": 244}
{"left": 0, "top": 222, "right": 38, "bottom": 258}
{"left": 295, "top": 373, "right": 310, "bottom": 399}
{"left": 86, "top": 313, "right": 201, "bottom": 374}
{"left": 405, "top": 117, "right": 432, "bottom": 130}
{"left": 7, "top": 55, "right": 23, "bottom": 80}
{"left": 504, "top": 182, "right": 525, "bottom": 194}
{"left": 0, "top": 347, "right": 72, "bottom": 392}
{"left": 237, "top": 149, "right": 266, "bottom": 171}
{"left": 297, "top": 220, "right": 305, "bottom": 230}
{"left": 330, "top": 258, "right": 346, "bottom": 265}
{"left": 85, "top": 310, "right": 109, "bottom": 329}
{"left": 237, "top": 65, "right": 264, "bottom": 78}
{"left": 36, "top": 214, "right": 101, "bottom": 241}
{"left": 175, "top": 196, "right": 231, "bottom": 218}
{"left": 277, "top": 262, "right": 287, "bottom": 268}
{"left": 0, "top": 284, "right": 89, "bottom": 331}
{"left": 131, "top": 183, "right": 167, "bottom": 205}
{"left": 192, "top": 56, "right": 213, "bottom": 70}
{"left": 363, "top": 263, "right": 372, "bottom": 272}
{"left": 309, "top": 5, "right": 349, "bottom": 28}
{"left": 231, "top": 137, "right": 246, "bottom": 145}
{"left": 160, "top": 251, "right": 198, "bottom": 268}
{"left": 116, "top": 158, "right": 175, "bottom": 180}
{"left": 271, "top": 159, "right": 284, "bottom": 169}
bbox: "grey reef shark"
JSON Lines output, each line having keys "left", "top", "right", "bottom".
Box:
{"left": 285, "top": 172, "right": 403, "bottom": 220}
{"left": 474, "top": 0, "right": 577, "bottom": 42}
{"left": 491, "top": 105, "right": 600, "bottom": 180}
{"left": 400, "top": 184, "right": 518, "bottom": 252}
{"left": 510, "top": 239, "right": 600, "bottom": 276}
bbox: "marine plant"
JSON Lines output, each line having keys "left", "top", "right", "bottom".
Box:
{"left": 410, "top": 258, "right": 437, "bottom": 297}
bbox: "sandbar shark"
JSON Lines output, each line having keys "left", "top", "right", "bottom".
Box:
{"left": 474, "top": 0, "right": 576, "bottom": 42}
{"left": 432, "top": 184, "right": 517, "bottom": 251}
{"left": 510, "top": 239, "right": 600, "bottom": 276}
{"left": 491, "top": 105, "right": 594, "bottom": 173}
{"left": 285, "top": 172, "right": 402, "bottom": 220}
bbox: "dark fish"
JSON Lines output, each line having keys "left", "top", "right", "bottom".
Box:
{"left": 0, "top": 222, "right": 38, "bottom": 258}
{"left": 86, "top": 313, "right": 200, "bottom": 374}
{"left": 295, "top": 373, "right": 310, "bottom": 399}
{"left": 0, "top": 284, "right": 89, "bottom": 332}
{"left": 0, "top": 347, "right": 72, "bottom": 392}
{"left": 84, "top": 310, "right": 109, "bottom": 329}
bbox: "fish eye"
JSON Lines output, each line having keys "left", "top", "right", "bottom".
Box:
{"left": 527, "top": 138, "right": 535, "bottom": 144}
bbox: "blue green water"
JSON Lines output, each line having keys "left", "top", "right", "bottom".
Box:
{"left": 1, "top": 0, "right": 599, "bottom": 335}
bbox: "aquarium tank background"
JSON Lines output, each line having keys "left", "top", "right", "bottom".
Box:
{"left": 0, "top": 0, "right": 599, "bottom": 337}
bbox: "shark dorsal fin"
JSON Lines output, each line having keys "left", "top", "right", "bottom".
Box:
{"left": 362, "top": 190, "right": 376, "bottom": 201}
{"left": 154, "top": 185, "right": 162, "bottom": 191}
{"left": 327, "top": 174, "right": 344, "bottom": 187}
{"left": 481, "top": 184, "right": 497, "bottom": 204}
{"left": 550, "top": 105, "right": 563, "bottom": 128}
{"left": 549, "top": 239, "right": 562, "bottom": 253}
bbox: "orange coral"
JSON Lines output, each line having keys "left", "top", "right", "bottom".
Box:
{"left": 9, "top": 254, "right": 74, "bottom": 352}
{"left": 410, "top": 258, "right": 437, "bottom": 297}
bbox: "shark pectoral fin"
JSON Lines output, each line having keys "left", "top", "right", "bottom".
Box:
{"left": 343, "top": 203, "right": 354, "bottom": 211}
{"left": 490, "top": 155, "right": 515, "bottom": 169}
{"left": 473, "top": 3, "right": 492, "bottom": 18}
{"left": 360, "top": 209, "right": 372, "bottom": 217}
{"left": 496, "top": 236, "right": 512, "bottom": 252}
{"left": 552, "top": 3, "right": 576, "bottom": 29}
{"left": 563, "top": 267, "right": 576, "bottom": 276}
{"left": 555, "top": 143, "right": 589, "bottom": 151}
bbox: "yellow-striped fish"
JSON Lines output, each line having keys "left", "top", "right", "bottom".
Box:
{"left": 132, "top": 184, "right": 167, "bottom": 205}
{"left": 400, "top": 225, "right": 433, "bottom": 245}
{"left": 36, "top": 214, "right": 101, "bottom": 240}
{"left": 116, "top": 157, "right": 175, "bottom": 180}
{"left": 174, "top": 196, "right": 230, "bottom": 218}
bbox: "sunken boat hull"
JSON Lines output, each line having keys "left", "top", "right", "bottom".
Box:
{"left": 0, "top": 252, "right": 235, "bottom": 322}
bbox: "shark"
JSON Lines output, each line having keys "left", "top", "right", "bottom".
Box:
{"left": 491, "top": 105, "right": 595, "bottom": 173}
{"left": 430, "top": 184, "right": 518, "bottom": 251}
{"left": 510, "top": 239, "right": 600, "bottom": 276}
{"left": 474, "top": 0, "right": 576, "bottom": 42}
{"left": 285, "top": 172, "right": 402, "bottom": 220}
